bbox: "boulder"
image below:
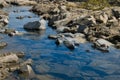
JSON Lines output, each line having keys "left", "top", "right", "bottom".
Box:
{"left": 48, "top": 34, "right": 58, "bottom": 39}
{"left": 24, "top": 18, "right": 46, "bottom": 30}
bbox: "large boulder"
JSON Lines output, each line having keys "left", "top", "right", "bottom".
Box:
{"left": 24, "top": 19, "right": 46, "bottom": 30}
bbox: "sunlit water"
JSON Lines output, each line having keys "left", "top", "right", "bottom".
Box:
{"left": 1, "top": 6, "right": 120, "bottom": 80}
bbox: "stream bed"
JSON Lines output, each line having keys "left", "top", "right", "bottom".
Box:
{"left": 1, "top": 6, "right": 120, "bottom": 80}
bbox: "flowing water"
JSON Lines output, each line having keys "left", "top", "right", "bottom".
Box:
{"left": 1, "top": 6, "right": 120, "bottom": 80}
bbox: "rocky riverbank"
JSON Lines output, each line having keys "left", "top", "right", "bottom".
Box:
{"left": 0, "top": 0, "right": 120, "bottom": 79}
{"left": 31, "top": 0, "right": 120, "bottom": 51}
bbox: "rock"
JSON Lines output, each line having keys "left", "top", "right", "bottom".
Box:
{"left": 63, "top": 38, "right": 75, "bottom": 50}
{"left": 55, "top": 38, "right": 63, "bottom": 45}
{"left": 39, "top": 18, "right": 47, "bottom": 29}
{"left": 48, "top": 34, "right": 57, "bottom": 39}
{"left": 0, "top": 0, "right": 8, "bottom": 8}
{"left": 24, "top": 18, "right": 46, "bottom": 30}
{"left": 0, "top": 11, "right": 9, "bottom": 28}
{"left": 115, "top": 43, "right": 120, "bottom": 49}
{"left": 74, "top": 33, "right": 86, "bottom": 43}
{"left": 16, "top": 16, "right": 24, "bottom": 19}
{"left": 4, "top": 28, "right": 15, "bottom": 34}
{"left": 93, "top": 38, "right": 113, "bottom": 52}
{"left": 0, "top": 53, "right": 19, "bottom": 63}
{"left": 77, "top": 24, "right": 88, "bottom": 33}
{"left": 112, "top": 7, "right": 120, "bottom": 19}
{"left": 99, "top": 13, "right": 108, "bottom": 24}
{"left": 27, "top": 65, "right": 35, "bottom": 78}
{"left": 0, "top": 42, "right": 7, "bottom": 49}
{"left": 24, "top": 21, "right": 40, "bottom": 30}
{"left": 63, "top": 33, "right": 74, "bottom": 38}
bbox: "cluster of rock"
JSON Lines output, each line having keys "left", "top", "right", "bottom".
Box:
{"left": 0, "top": 52, "right": 34, "bottom": 80}
{"left": 31, "top": 1, "right": 120, "bottom": 51}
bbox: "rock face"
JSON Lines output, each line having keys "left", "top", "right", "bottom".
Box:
{"left": 24, "top": 18, "right": 46, "bottom": 30}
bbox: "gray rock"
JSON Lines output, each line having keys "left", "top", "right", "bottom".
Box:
{"left": 63, "top": 38, "right": 75, "bottom": 50}
{"left": 93, "top": 38, "right": 113, "bottom": 52}
{"left": 24, "top": 19, "right": 46, "bottom": 30}
{"left": 55, "top": 38, "right": 63, "bottom": 45}
{"left": 48, "top": 34, "right": 57, "bottom": 39}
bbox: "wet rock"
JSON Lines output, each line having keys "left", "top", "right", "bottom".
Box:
{"left": 4, "top": 28, "right": 15, "bottom": 34}
{"left": 0, "top": 42, "right": 7, "bottom": 49}
{"left": 16, "top": 16, "right": 24, "bottom": 19}
{"left": 24, "top": 18, "right": 46, "bottom": 30}
{"left": 93, "top": 38, "right": 113, "bottom": 52}
{"left": 63, "top": 38, "right": 75, "bottom": 50}
{"left": 55, "top": 38, "right": 63, "bottom": 45}
{"left": 48, "top": 34, "right": 57, "bottom": 39}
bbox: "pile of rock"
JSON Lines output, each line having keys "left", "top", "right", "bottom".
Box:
{"left": 0, "top": 52, "right": 34, "bottom": 79}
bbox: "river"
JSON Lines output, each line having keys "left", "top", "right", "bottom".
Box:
{"left": 1, "top": 6, "right": 120, "bottom": 80}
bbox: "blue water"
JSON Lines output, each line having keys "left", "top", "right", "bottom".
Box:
{"left": 1, "top": 6, "right": 120, "bottom": 80}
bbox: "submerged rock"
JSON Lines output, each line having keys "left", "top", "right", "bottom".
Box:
{"left": 0, "top": 42, "right": 7, "bottom": 49}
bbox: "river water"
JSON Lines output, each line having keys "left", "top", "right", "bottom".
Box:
{"left": 1, "top": 6, "right": 120, "bottom": 80}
